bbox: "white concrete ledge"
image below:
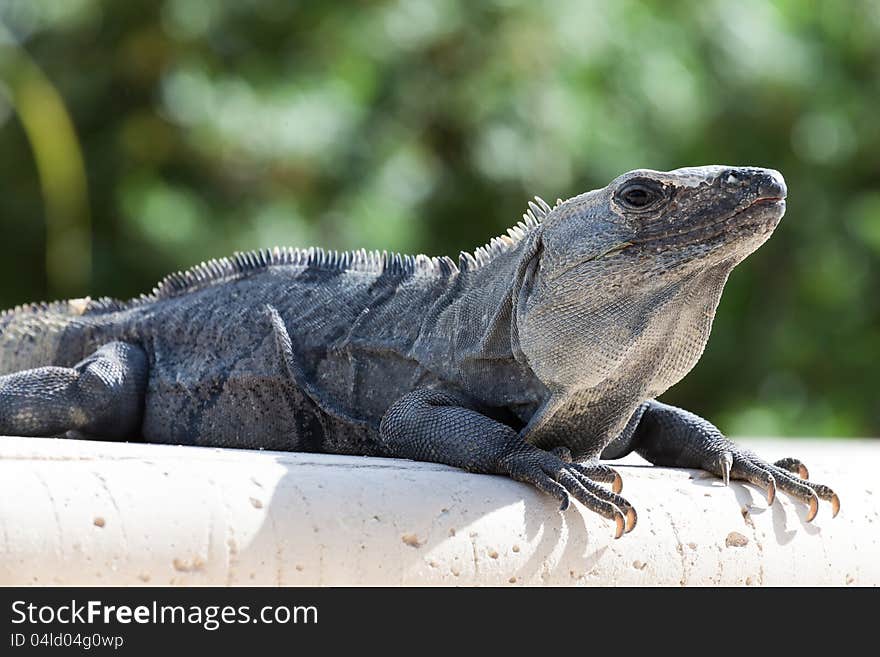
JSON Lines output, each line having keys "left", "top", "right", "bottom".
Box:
{"left": 0, "top": 436, "right": 876, "bottom": 586}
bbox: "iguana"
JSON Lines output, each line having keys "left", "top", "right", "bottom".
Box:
{"left": 0, "top": 165, "right": 838, "bottom": 537}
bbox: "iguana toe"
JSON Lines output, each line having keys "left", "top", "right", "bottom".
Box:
{"left": 571, "top": 461, "right": 624, "bottom": 493}
{"left": 548, "top": 450, "right": 625, "bottom": 495}
{"left": 773, "top": 457, "right": 810, "bottom": 480}
{"left": 723, "top": 456, "right": 777, "bottom": 504}
{"left": 554, "top": 467, "right": 637, "bottom": 535}
{"left": 509, "top": 467, "right": 572, "bottom": 511}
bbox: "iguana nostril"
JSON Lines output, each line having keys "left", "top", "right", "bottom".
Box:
{"left": 755, "top": 169, "right": 787, "bottom": 200}
{"left": 723, "top": 171, "right": 745, "bottom": 186}
{"left": 721, "top": 168, "right": 787, "bottom": 199}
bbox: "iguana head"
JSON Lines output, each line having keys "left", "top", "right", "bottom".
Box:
{"left": 541, "top": 165, "right": 786, "bottom": 281}
{"left": 517, "top": 165, "right": 787, "bottom": 393}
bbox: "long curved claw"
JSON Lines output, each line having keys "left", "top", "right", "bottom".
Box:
{"left": 806, "top": 493, "right": 819, "bottom": 522}
{"left": 624, "top": 507, "right": 637, "bottom": 533}
{"left": 719, "top": 451, "right": 733, "bottom": 486}
{"left": 766, "top": 477, "right": 777, "bottom": 506}
{"left": 831, "top": 493, "right": 840, "bottom": 518}
{"left": 612, "top": 471, "right": 623, "bottom": 494}
{"left": 613, "top": 510, "right": 625, "bottom": 539}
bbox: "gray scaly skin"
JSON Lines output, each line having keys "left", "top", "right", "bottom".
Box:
{"left": 0, "top": 165, "right": 839, "bottom": 537}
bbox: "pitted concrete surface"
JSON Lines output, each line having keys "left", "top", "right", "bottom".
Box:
{"left": 0, "top": 436, "right": 875, "bottom": 585}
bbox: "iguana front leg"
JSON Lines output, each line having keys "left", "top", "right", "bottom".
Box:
{"left": 380, "top": 388, "right": 636, "bottom": 538}
{"left": 0, "top": 342, "right": 147, "bottom": 439}
{"left": 602, "top": 399, "right": 840, "bottom": 520}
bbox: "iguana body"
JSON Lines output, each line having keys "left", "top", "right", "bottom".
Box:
{"left": 0, "top": 165, "right": 838, "bottom": 536}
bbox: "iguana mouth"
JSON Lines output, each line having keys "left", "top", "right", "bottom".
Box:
{"left": 627, "top": 196, "right": 786, "bottom": 251}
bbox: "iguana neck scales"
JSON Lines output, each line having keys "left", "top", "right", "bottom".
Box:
{"left": 0, "top": 165, "right": 839, "bottom": 537}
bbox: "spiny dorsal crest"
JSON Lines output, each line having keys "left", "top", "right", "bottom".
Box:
{"left": 147, "top": 246, "right": 459, "bottom": 301}
{"left": 459, "top": 195, "right": 558, "bottom": 271}
{"left": 1, "top": 195, "right": 563, "bottom": 315}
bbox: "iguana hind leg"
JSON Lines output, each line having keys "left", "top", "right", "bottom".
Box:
{"left": 0, "top": 341, "right": 147, "bottom": 439}
{"left": 380, "top": 388, "right": 635, "bottom": 538}
{"left": 603, "top": 399, "right": 840, "bottom": 520}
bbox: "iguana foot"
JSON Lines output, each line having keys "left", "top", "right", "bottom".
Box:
{"left": 379, "top": 388, "right": 634, "bottom": 538}
{"left": 626, "top": 400, "right": 840, "bottom": 521}
{"left": 709, "top": 450, "right": 839, "bottom": 521}
{"left": 501, "top": 446, "right": 636, "bottom": 538}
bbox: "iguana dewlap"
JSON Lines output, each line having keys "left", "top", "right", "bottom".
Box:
{"left": 0, "top": 165, "right": 838, "bottom": 537}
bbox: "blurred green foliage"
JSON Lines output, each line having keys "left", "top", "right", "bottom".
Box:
{"left": 0, "top": 0, "right": 878, "bottom": 437}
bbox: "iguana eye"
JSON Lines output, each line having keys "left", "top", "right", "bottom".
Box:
{"left": 616, "top": 181, "right": 664, "bottom": 211}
